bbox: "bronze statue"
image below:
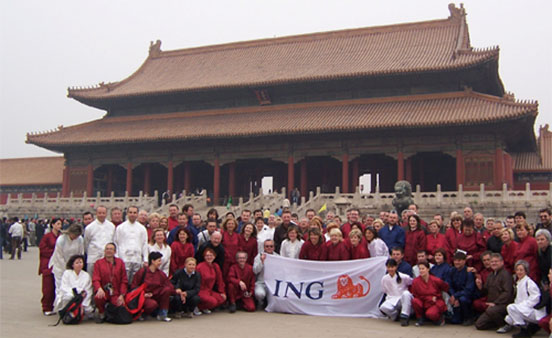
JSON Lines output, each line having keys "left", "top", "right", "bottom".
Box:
{"left": 392, "top": 180, "right": 413, "bottom": 216}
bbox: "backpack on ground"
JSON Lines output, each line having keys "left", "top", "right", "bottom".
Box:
{"left": 51, "top": 288, "right": 84, "bottom": 326}
{"left": 124, "top": 283, "right": 147, "bottom": 321}
{"left": 104, "top": 303, "right": 133, "bottom": 324}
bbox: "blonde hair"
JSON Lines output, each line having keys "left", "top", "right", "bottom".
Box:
{"left": 349, "top": 229, "right": 363, "bottom": 240}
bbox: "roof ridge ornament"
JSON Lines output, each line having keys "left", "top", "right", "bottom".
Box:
{"left": 149, "top": 40, "right": 162, "bottom": 58}
{"left": 448, "top": 3, "right": 465, "bottom": 20}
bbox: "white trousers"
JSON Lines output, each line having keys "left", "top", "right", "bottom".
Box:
{"left": 379, "top": 291, "right": 413, "bottom": 320}
{"left": 255, "top": 283, "right": 268, "bottom": 303}
{"left": 504, "top": 304, "right": 544, "bottom": 326}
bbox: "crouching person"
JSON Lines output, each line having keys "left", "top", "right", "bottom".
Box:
{"left": 449, "top": 252, "right": 476, "bottom": 326}
{"left": 131, "top": 252, "right": 174, "bottom": 322}
{"left": 497, "top": 260, "right": 547, "bottom": 337}
{"left": 170, "top": 257, "right": 201, "bottom": 318}
{"left": 92, "top": 243, "right": 128, "bottom": 323}
{"left": 411, "top": 261, "right": 449, "bottom": 326}
{"left": 196, "top": 248, "right": 226, "bottom": 314}
{"left": 474, "top": 253, "right": 513, "bottom": 330}
{"left": 54, "top": 254, "right": 94, "bottom": 318}
{"left": 228, "top": 251, "right": 255, "bottom": 313}
{"left": 253, "top": 240, "right": 278, "bottom": 309}
{"left": 380, "top": 258, "right": 413, "bottom": 326}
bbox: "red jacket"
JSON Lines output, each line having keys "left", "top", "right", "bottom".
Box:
{"left": 38, "top": 232, "right": 58, "bottom": 276}
{"left": 197, "top": 261, "right": 225, "bottom": 294}
{"left": 228, "top": 263, "right": 255, "bottom": 295}
{"left": 92, "top": 257, "right": 128, "bottom": 297}
{"left": 131, "top": 267, "right": 174, "bottom": 296}
{"left": 325, "top": 241, "right": 350, "bottom": 261}
{"left": 350, "top": 243, "right": 370, "bottom": 260}
{"left": 299, "top": 241, "right": 328, "bottom": 261}
{"left": 238, "top": 235, "right": 258, "bottom": 266}
{"left": 514, "top": 236, "right": 540, "bottom": 282}
{"left": 445, "top": 227, "right": 461, "bottom": 262}
{"left": 405, "top": 229, "right": 426, "bottom": 265}
{"left": 501, "top": 241, "right": 519, "bottom": 274}
{"left": 456, "top": 232, "right": 486, "bottom": 271}
{"left": 426, "top": 233, "right": 448, "bottom": 258}
{"left": 170, "top": 241, "right": 195, "bottom": 276}
{"left": 168, "top": 217, "right": 179, "bottom": 231}
{"left": 411, "top": 274, "right": 449, "bottom": 308}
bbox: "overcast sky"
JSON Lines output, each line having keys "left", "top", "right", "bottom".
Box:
{"left": 1, "top": 0, "right": 550, "bottom": 159}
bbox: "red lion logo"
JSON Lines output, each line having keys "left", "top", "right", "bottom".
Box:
{"left": 331, "top": 274, "right": 370, "bottom": 299}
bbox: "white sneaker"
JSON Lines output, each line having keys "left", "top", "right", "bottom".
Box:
{"left": 202, "top": 309, "right": 212, "bottom": 314}
{"left": 157, "top": 315, "right": 172, "bottom": 322}
{"left": 193, "top": 307, "right": 202, "bottom": 316}
{"left": 496, "top": 324, "right": 513, "bottom": 334}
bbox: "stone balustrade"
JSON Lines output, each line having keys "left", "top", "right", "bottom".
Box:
{"left": 1, "top": 183, "right": 550, "bottom": 221}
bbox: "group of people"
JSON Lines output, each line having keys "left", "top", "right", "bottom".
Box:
{"left": 34, "top": 203, "right": 551, "bottom": 337}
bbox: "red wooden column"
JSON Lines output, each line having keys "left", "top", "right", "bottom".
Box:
{"left": 300, "top": 159, "right": 307, "bottom": 197}
{"left": 213, "top": 158, "right": 220, "bottom": 204}
{"left": 184, "top": 162, "right": 191, "bottom": 192}
{"left": 494, "top": 148, "right": 505, "bottom": 188}
{"left": 106, "top": 166, "right": 114, "bottom": 195}
{"left": 228, "top": 162, "right": 236, "bottom": 197}
{"left": 86, "top": 164, "right": 94, "bottom": 196}
{"left": 287, "top": 156, "right": 294, "bottom": 199}
{"left": 397, "top": 151, "right": 404, "bottom": 181}
{"left": 167, "top": 160, "right": 174, "bottom": 194}
{"left": 144, "top": 164, "right": 151, "bottom": 195}
{"left": 342, "top": 154, "right": 349, "bottom": 193}
{"left": 126, "top": 162, "right": 133, "bottom": 195}
{"left": 504, "top": 152, "right": 513, "bottom": 188}
{"left": 405, "top": 157, "right": 413, "bottom": 183}
{"left": 351, "top": 158, "right": 359, "bottom": 192}
{"left": 62, "top": 165, "right": 69, "bottom": 197}
{"left": 456, "top": 149, "right": 464, "bottom": 188}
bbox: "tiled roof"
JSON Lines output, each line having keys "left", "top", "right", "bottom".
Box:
{"left": 513, "top": 125, "right": 552, "bottom": 171}
{"left": 27, "top": 91, "right": 537, "bottom": 149}
{"left": 0, "top": 157, "right": 64, "bottom": 186}
{"left": 68, "top": 5, "right": 498, "bottom": 101}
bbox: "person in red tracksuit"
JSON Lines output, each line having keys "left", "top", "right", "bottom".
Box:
{"left": 299, "top": 228, "right": 327, "bottom": 260}
{"left": 131, "top": 251, "right": 174, "bottom": 322}
{"left": 426, "top": 220, "right": 448, "bottom": 262}
{"left": 170, "top": 228, "right": 195, "bottom": 276}
{"left": 325, "top": 228, "right": 350, "bottom": 261}
{"left": 405, "top": 215, "right": 426, "bottom": 266}
{"left": 238, "top": 223, "right": 258, "bottom": 266}
{"left": 349, "top": 229, "right": 370, "bottom": 260}
{"left": 227, "top": 251, "right": 255, "bottom": 313}
{"left": 455, "top": 219, "right": 486, "bottom": 271}
{"left": 411, "top": 261, "right": 449, "bottom": 326}
{"left": 38, "top": 218, "right": 62, "bottom": 316}
{"left": 500, "top": 228, "right": 518, "bottom": 274}
{"left": 92, "top": 243, "right": 128, "bottom": 322}
{"left": 222, "top": 218, "right": 240, "bottom": 281}
{"left": 514, "top": 222, "right": 540, "bottom": 282}
{"left": 445, "top": 214, "right": 463, "bottom": 263}
{"left": 196, "top": 247, "right": 227, "bottom": 313}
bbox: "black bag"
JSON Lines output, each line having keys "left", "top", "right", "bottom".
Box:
{"left": 51, "top": 288, "right": 84, "bottom": 326}
{"left": 104, "top": 303, "right": 133, "bottom": 324}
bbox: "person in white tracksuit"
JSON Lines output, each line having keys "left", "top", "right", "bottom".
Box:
{"left": 497, "top": 259, "right": 547, "bottom": 335}
{"left": 53, "top": 254, "right": 93, "bottom": 315}
{"left": 114, "top": 206, "right": 149, "bottom": 284}
{"left": 83, "top": 206, "right": 115, "bottom": 276}
{"left": 49, "top": 224, "right": 84, "bottom": 291}
{"left": 380, "top": 258, "right": 414, "bottom": 326}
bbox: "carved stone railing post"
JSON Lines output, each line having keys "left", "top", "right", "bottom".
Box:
{"left": 502, "top": 183, "right": 508, "bottom": 203}
{"left": 525, "top": 183, "right": 531, "bottom": 202}
{"left": 458, "top": 184, "right": 464, "bottom": 204}
{"left": 479, "top": 184, "right": 485, "bottom": 203}
{"left": 436, "top": 184, "right": 442, "bottom": 205}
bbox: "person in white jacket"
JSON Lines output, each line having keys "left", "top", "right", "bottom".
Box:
{"left": 380, "top": 258, "right": 414, "bottom": 326}
{"left": 365, "top": 227, "right": 389, "bottom": 257}
{"left": 83, "top": 206, "right": 115, "bottom": 276}
{"left": 53, "top": 254, "right": 93, "bottom": 316}
{"left": 49, "top": 224, "right": 84, "bottom": 290}
{"left": 253, "top": 239, "right": 279, "bottom": 308}
{"left": 280, "top": 226, "right": 303, "bottom": 259}
{"left": 148, "top": 228, "right": 171, "bottom": 276}
{"left": 497, "top": 259, "right": 547, "bottom": 335}
{"left": 113, "top": 206, "right": 148, "bottom": 284}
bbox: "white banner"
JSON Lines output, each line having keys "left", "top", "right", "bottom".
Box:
{"left": 265, "top": 255, "right": 388, "bottom": 317}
